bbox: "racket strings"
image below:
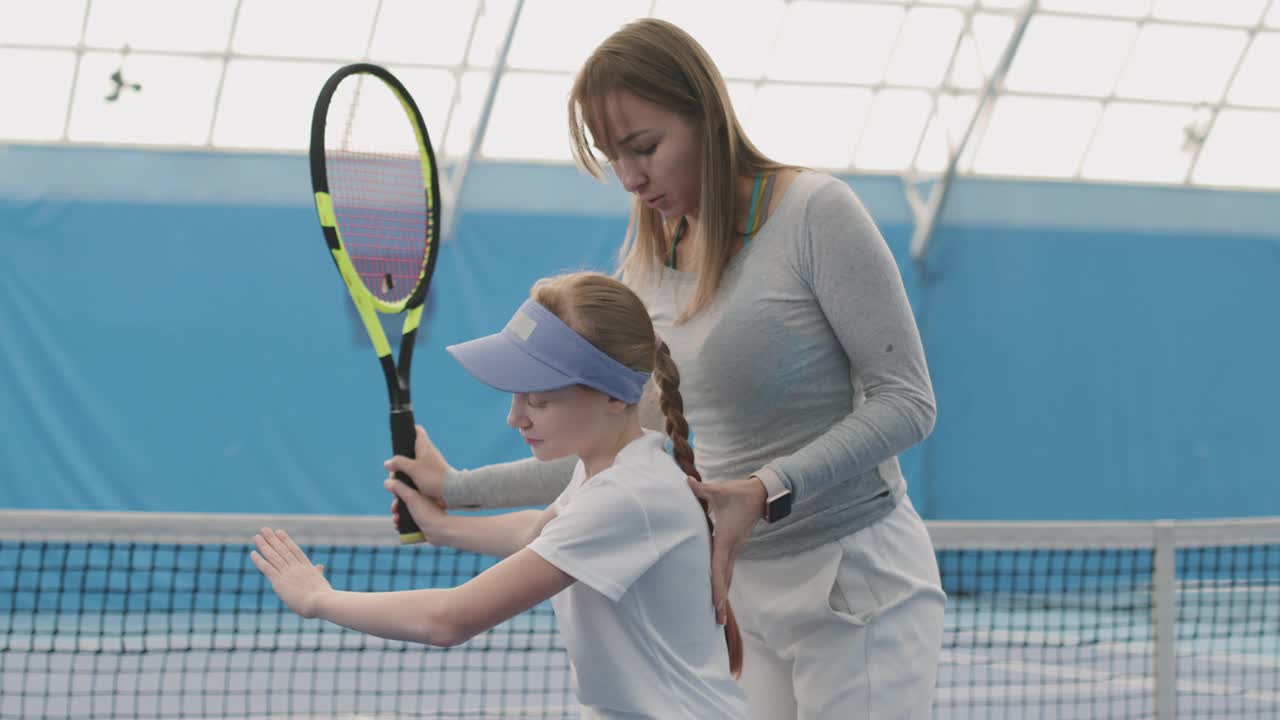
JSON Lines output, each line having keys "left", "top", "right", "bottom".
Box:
{"left": 325, "top": 78, "right": 433, "bottom": 306}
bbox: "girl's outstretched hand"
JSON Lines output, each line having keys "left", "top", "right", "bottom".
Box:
{"left": 250, "top": 527, "right": 332, "bottom": 619}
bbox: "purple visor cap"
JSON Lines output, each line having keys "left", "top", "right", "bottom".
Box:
{"left": 446, "top": 299, "right": 651, "bottom": 404}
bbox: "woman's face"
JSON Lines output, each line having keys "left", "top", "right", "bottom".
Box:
{"left": 595, "top": 90, "right": 703, "bottom": 221}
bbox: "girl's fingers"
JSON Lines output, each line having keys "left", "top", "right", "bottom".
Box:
{"left": 254, "top": 530, "right": 287, "bottom": 571}
{"left": 249, "top": 550, "right": 274, "bottom": 577}
{"left": 277, "top": 529, "right": 310, "bottom": 565}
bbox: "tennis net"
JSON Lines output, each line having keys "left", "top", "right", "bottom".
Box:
{"left": 2, "top": 511, "right": 1278, "bottom": 719}
{"left": 931, "top": 517, "right": 1280, "bottom": 719}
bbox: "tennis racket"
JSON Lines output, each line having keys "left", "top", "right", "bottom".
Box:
{"left": 309, "top": 63, "right": 441, "bottom": 544}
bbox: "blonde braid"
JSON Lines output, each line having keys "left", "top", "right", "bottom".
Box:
{"left": 653, "top": 340, "right": 743, "bottom": 679}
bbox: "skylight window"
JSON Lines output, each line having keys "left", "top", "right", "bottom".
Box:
{"left": 0, "top": 0, "right": 1273, "bottom": 191}
{"left": 1150, "top": 0, "right": 1270, "bottom": 27}
{"left": 1080, "top": 102, "right": 1199, "bottom": 183}
{"left": 1038, "top": 0, "right": 1152, "bottom": 20}
{"left": 653, "top": 0, "right": 785, "bottom": 80}
{"left": 1004, "top": 16, "right": 1136, "bottom": 97}
{"left": 855, "top": 89, "right": 933, "bottom": 171}
{"left": 768, "top": 1, "right": 904, "bottom": 84}
{"left": 367, "top": 0, "right": 481, "bottom": 67}
{"left": 211, "top": 59, "right": 336, "bottom": 150}
{"left": 232, "top": 0, "right": 378, "bottom": 60}
{"left": 0, "top": 48, "right": 76, "bottom": 141}
{"left": 915, "top": 94, "right": 980, "bottom": 173}
{"left": 750, "top": 84, "right": 872, "bottom": 168}
{"left": 481, "top": 72, "right": 574, "bottom": 161}
{"left": 972, "top": 96, "right": 1102, "bottom": 178}
{"left": 506, "top": 0, "right": 648, "bottom": 72}
{"left": 1228, "top": 33, "right": 1280, "bottom": 109}
{"left": 1192, "top": 110, "right": 1280, "bottom": 189}
{"left": 84, "top": 0, "right": 236, "bottom": 53}
{"left": 0, "top": 0, "right": 87, "bottom": 45}
{"left": 948, "top": 13, "right": 1017, "bottom": 90}
{"left": 885, "top": 7, "right": 966, "bottom": 88}
{"left": 1115, "top": 25, "right": 1248, "bottom": 104}
{"left": 69, "top": 51, "right": 222, "bottom": 146}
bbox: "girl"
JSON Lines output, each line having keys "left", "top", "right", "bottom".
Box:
{"left": 251, "top": 272, "right": 748, "bottom": 720}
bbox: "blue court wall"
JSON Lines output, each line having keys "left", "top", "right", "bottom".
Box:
{"left": 1, "top": 145, "right": 1277, "bottom": 520}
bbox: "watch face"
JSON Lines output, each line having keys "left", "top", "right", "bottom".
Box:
{"left": 766, "top": 491, "right": 792, "bottom": 523}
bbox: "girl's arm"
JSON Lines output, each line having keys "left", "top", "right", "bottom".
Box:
{"left": 384, "top": 426, "right": 575, "bottom": 510}
{"left": 251, "top": 527, "right": 574, "bottom": 648}
{"left": 386, "top": 479, "right": 558, "bottom": 557}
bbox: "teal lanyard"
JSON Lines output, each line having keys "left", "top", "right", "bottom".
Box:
{"left": 667, "top": 171, "right": 767, "bottom": 269}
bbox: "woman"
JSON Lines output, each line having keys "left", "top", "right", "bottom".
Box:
{"left": 255, "top": 272, "right": 748, "bottom": 719}
{"left": 387, "top": 18, "right": 945, "bottom": 720}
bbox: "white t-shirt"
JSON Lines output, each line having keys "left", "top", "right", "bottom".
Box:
{"left": 527, "top": 430, "right": 747, "bottom": 720}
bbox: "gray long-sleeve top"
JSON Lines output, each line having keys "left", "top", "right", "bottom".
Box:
{"left": 444, "top": 171, "right": 936, "bottom": 560}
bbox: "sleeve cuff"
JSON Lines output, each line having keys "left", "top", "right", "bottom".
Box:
{"left": 752, "top": 466, "right": 790, "bottom": 500}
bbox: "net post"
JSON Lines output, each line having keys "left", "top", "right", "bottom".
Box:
{"left": 1152, "top": 520, "right": 1177, "bottom": 720}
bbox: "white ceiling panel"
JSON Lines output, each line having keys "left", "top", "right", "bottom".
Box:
{"left": 443, "top": 70, "right": 493, "bottom": 158}
{"left": 84, "top": 0, "right": 236, "bottom": 53}
{"left": 915, "top": 94, "right": 980, "bottom": 173}
{"left": 368, "top": 0, "right": 480, "bottom": 67}
{"left": 1005, "top": 16, "right": 1136, "bottom": 97}
{"left": 232, "top": 0, "right": 377, "bottom": 60}
{"left": 0, "top": 48, "right": 76, "bottom": 140}
{"left": 973, "top": 95, "right": 1102, "bottom": 177}
{"left": 854, "top": 89, "right": 933, "bottom": 171}
{"left": 1039, "top": 0, "right": 1152, "bottom": 19}
{"left": 0, "top": 0, "right": 1276, "bottom": 191}
{"left": 1192, "top": 109, "right": 1280, "bottom": 189}
{"left": 653, "top": 0, "right": 786, "bottom": 80}
{"left": 0, "top": 0, "right": 87, "bottom": 45}
{"left": 507, "top": 0, "right": 649, "bottom": 72}
{"left": 68, "top": 51, "right": 222, "bottom": 146}
{"left": 1080, "top": 102, "right": 1199, "bottom": 183}
{"left": 1150, "top": 0, "right": 1270, "bottom": 27}
{"left": 885, "top": 6, "right": 966, "bottom": 87}
{"left": 211, "top": 60, "right": 337, "bottom": 150}
{"left": 948, "top": 13, "right": 1017, "bottom": 90}
{"left": 481, "top": 72, "right": 575, "bottom": 161}
{"left": 1115, "top": 24, "right": 1248, "bottom": 104}
{"left": 463, "top": 0, "right": 519, "bottom": 68}
{"left": 768, "top": 1, "right": 904, "bottom": 84}
{"left": 1227, "top": 33, "right": 1280, "bottom": 109}
{"left": 750, "top": 83, "right": 872, "bottom": 168}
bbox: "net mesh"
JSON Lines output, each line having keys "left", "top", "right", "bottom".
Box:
{"left": 930, "top": 519, "right": 1280, "bottom": 719}
{"left": 3, "top": 512, "right": 1277, "bottom": 719}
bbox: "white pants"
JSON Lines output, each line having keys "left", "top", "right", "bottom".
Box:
{"left": 729, "top": 496, "right": 946, "bottom": 720}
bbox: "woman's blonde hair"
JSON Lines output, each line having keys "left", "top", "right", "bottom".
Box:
{"left": 568, "top": 18, "right": 784, "bottom": 322}
{"left": 531, "top": 271, "right": 743, "bottom": 678}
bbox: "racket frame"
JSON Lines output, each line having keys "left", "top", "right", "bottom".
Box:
{"left": 309, "top": 63, "right": 442, "bottom": 545}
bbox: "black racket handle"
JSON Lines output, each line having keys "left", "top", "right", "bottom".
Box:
{"left": 390, "top": 408, "right": 426, "bottom": 544}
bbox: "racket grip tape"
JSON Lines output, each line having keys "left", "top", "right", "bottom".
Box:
{"left": 390, "top": 408, "right": 426, "bottom": 544}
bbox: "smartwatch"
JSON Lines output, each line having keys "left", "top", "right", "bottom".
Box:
{"left": 753, "top": 472, "right": 792, "bottom": 523}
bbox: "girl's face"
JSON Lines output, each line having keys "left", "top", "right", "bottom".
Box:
{"left": 507, "top": 386, "right": 616, "bottom": 462}
{"left": 595, "top": 90, "right": 703, "bottom": 221}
